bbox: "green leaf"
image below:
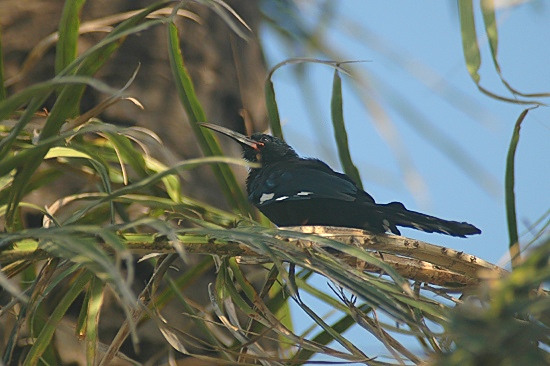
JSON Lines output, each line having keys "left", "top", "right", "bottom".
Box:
{"left": 0, "top": 76, "right": 122, "bottom": 162}
{"left": 144, "top": 156, "right": 182, "bottom": 202}
{"left": 190, "top": 226, "right": 421, "bottom": 323}
{"left": 505, "top": 108, "right": 534, "bottom": 269}
{"left": 63, "top": 155, "right": 252, "bottom": 224}
{"left": 85, "top": 276, "right": 105, "bottom": 366}
{"left": 330, "top": 69, "right": 362, "bottom": 188}
{"left": 481, "top": 0, "right": 550, "bottom": 100}
{"left": 58, "top": 1, "right": 170, "bottom": 78}
{"left": 166, "top": 277, "right": 233, "bottom": 361}
{"left": 154, "top": 257, "right": 213, "bottom": 308}
{"left": 103, "top": 132, "right": 148, "bottom": 180}
{"left": 0, "top": 76, "right": 122, "bottom": 123}
{"left": 265, "top": 57, "right": 358, "bottom": 141}
{"left": 55, "top": 0, "right": 86, "bottom": 75}
{"left": 265, "top": 78, "right": 283, "bottom": 139}
{"left": 0, "top": 25, "right": 6, "bottom": 101}
{"left": 56, "top": 0, "right": 86, "bottom": 116}
{"left": 458, "top": 1, "right": 541, "bottom": 105}
{"left": 228, "top": 257, "right": 257, "bottom": 303}
{"left": 480, "top": 0, "right": 499, "bottom": 74}
{"left": 292, "top": 309, "right": 366, "bottom": 363}
{"left": 198, "top": 0, "right": 251, "bottom": 41}
{"left": 292, "top": 289, "right": 368, "bottom": 360}
{"left": 23, "top": 227, "right": 136, "bottom": 310}
{"left": 43, "top": 144, "right": 114, "bottom": 223}
{"left": 44, "top": 146, "right": 93, "bottom": 160}
{"left": 458, "top": 0, "right": 481, "bottom": 84}
{"left": 23, "top": 270, "right": 93, "bottom": 366}
{"left": 3, "top": 3, "right": 170, "bottom": 227}
{"left": 167, "top": 21, "right": 250, "bottom": 214}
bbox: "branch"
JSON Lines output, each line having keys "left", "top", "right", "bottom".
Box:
{"left": 1, "top": 226, "right": 506, "bottom": 287}
{"left": 285, "top": 226, "right": 507, "bottom": 286}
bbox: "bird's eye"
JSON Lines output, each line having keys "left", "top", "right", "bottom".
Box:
{"left": 260, "top": 136, "right": 268, "bottom": 142}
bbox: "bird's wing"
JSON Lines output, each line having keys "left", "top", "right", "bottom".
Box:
{"left": 248, "top": 160, "right": 374, "bottom": 206}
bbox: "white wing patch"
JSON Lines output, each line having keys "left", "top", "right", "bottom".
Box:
{"left": 259, "top": 191, "right": 313, "bottom": 204}
{"left": 259, "top": 193, "right": 275, "bottom": 204}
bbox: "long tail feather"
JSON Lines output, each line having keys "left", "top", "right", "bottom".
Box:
{"left": 378, "top": 202, "right": 481, "bottom": 237}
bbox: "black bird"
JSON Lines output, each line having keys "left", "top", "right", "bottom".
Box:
{"left": 201, "top": 123, "right": 481, "bottom": 237}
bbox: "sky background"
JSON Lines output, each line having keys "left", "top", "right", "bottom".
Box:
{"left": 259, "top": 0, "right": 549, "bottom": 360}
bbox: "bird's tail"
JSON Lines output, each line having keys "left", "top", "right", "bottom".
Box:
{"left": 376, "top": 202, "right": 481, "bottom": 237}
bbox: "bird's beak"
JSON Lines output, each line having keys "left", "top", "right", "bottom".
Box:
{"left": 200, "top": 123, "right": 261, "bottom": 150}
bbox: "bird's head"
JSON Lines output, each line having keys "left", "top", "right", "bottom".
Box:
{"left": 201, "top": 123, "right": 298, "bottom": 164}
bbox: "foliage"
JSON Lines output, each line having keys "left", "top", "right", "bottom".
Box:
{"left": 0, "top": 1, "right": 548, "bottom": 365}
{"left": 431, "top": 236, "right": 550, "bottom": 365}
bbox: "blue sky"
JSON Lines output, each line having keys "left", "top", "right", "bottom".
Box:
{"left": 260, "top": 0, "right": 549, "bottom": 359}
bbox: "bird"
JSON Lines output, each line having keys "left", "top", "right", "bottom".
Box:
{"left": 201, "top": 123, "right": 481, "bottom": 237}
